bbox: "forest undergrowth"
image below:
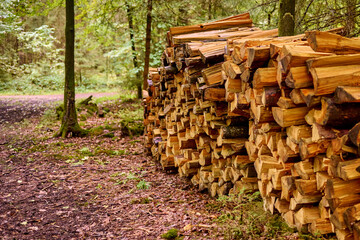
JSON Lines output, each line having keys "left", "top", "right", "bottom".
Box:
{"left": 0, "top": 94, "right": 329, "bottom": 239}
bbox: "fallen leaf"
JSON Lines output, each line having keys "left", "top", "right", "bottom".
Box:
{"left": 183, "top": 224, "right": 193, "bottom": 231}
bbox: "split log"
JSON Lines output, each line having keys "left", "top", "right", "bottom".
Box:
{"left": 310, "top": 65, "right": 360, "bottom": 96}
{"left": 330, "top": 207, "right": 348, "bottom": 230}
{"left": 343, "top": 203, "right": 360, "bottom": 230}
{"left": 325, "top": 178, "right": 360, "bottom": 199}
{"left": 252, "top": 67, "right": 277, "bottom": 89}
{"left": 223, "top": 61, "right": 242, "bottom": 79}
{"left": 299, "top": 88, "right": 322, "bottom": 107}
{"left": 299, "top": 139, "right": 330, "bottom": 160}
{"left": 337, "top": 158, "right": 360, "bottom": 181}
{"left": 306, "top": 53, "right": 360, "bottom": 69}
{"left": 294, "top": 207, "right": 320, "bottom": 225}
{"left": 309, "top": 218, "right": 333, "bottom": 235}
{"left": 219, "top": 125, "right": 249, "bottom": 139}
{"left": 312, "top": 123, "right": 337, "bottom": 142}
{"left": 277, "top": 97, "right": 297, "bottom": 109}
{"left": 203, "top": 88, "right": 226, "bottom": 101}
{"left": 349, "top": 122, "right": 360, "bottom": 147}
{"left": 285, "top": 66, "right": 313, "bottom": 89}
{"left": 334, "top": 86, "right": 360, "bottom": 104}
{"left": 293, "top": 190, "right": 322, "bottom": 204}
{"left": 295, "top": 179, "right": 319, "bottom": 195}
{"left": 261, "top": 87, "right": 281, "bottom": 107}
{"left": 225, "top": 77, "right": 242, "bottom": 93}
{"left": 280, "top": 45, "right": 333, "bottom": 71}
{"left": 290, "top": 89, "right": 306, "bottom": 105}
{"left": 314, "top": 97, "right": 360, "bottom": 128}
{"left": 307, "top": 30, "right": 360, "bottom": 54}
{"left": 293, "top": 161, "right": 314, "bottom": 180}
{"left": 327, "top": 193, "right": 360, "bottom": 211}
{"left": 202, "top": 63, "right": 223, "bottom": 86}
{"left": 246, "top": 46, "right": 270, "bottom": 69}
{"left": 286, "top": 125, "right": 312, "bottom": 144}
{"left": 169, "top": 13, "right": 252, "bottom": 36}
{"left": 241, "top": 68, "right": 253, "bottom": 83}
{"left": 200, "top": 46, "right": 225, "bottom": 65}
{"left": 272, "top": 106, "right": 309, "bottom": 127}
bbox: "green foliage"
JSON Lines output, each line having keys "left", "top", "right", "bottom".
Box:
{"left": 208, "top": 191, "right": 294, "bottom": 240}
{"left": 79, "top": 147, "right": 91, "bottom": 155}
{"left": 0, "top": 21, "right": 63, "bottom": 85}
{"left": 125, "top": 172, "right": 139, "bottom": 181}
{"left": 1, "top": 0, "right": 359, "bottom": 95}
{"left": 161, "top": 228, "right": 179, "bottom": 240}
{"left": 93, "top": 147, "right": 127, "bottom": 156}
{"left": 37, "top": 107, "right": 60, "bottom": 130}
{"left": 136, "top": 180, "right": 150, "bottom": 190}
{"left": 115, "top": 101, "right": 144, "bottom": 136}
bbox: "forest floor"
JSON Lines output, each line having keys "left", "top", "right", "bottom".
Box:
{"left": 0, "top": 92, "right": 118, "bottom": 125}
{"left": 0, "top": 94, "right": 222, "bottom": 240}
{"left": 0, "top": 94, "right": 304, "bottom": 240}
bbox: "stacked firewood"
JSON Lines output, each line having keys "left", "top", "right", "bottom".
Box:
{"left": 143, "top": 13, "right": 360, "bottom": 239}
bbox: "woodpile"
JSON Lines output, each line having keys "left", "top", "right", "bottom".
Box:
{"left": 143, "top": 13, "right": 360, "bottom": 239}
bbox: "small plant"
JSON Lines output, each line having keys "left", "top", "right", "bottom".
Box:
{"left": 161, "top": 228, "right": 178, "bottom": 240}
{"left": 114, "top": 171, "right": 141, "bottom": 185}
{"left": 94, "top": 148, "right": 127, "bottom": 156}
{"left": 110, "top": 172, "right": 120, "bottom": 178}
{"left": 113, "top": 149, "right": 127, "bottom": 155}
{"left": 126, "top": 172, "right": 139, "bottom": 181}
{"left": 79, "top": 147, "right": 91, "bottom": 154}
{"left": 136, "top": 180, "right": 150, "bottom": 190}
{"left": 129, "top": 140, "right": 141, "bottom": 144}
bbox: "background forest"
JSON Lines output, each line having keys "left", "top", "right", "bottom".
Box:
{"left": 0, "top": 0, "right": 359, "bottom": 95}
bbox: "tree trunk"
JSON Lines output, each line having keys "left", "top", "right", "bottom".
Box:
{"left": 56, "top": 0, "right": 86, "bottom": 138}
{"left": 344, "top": 0, "right": 357, "bottom": 37}
{"left": 278, "top": 0, "right": 296, "bottom": 36}
{"left": 208, "top": 0, "right": 212, "bottom": 20}
{"left": 142, "top": 0, "right": 152, "bottom": 91}
{"left": 126, "top": 2, "right": 142, "bottom": 99}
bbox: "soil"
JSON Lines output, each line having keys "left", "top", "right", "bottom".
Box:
{"left": 0, "top": 94, "right": 220, "bottom": 239}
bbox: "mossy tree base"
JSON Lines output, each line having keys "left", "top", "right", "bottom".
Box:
{"left": 55, "top": 123, "right": 88, "bottom": 138}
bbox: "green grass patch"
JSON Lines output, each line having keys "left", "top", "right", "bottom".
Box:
{"left": 161, "top": 228, "right": 180, "bottom": 240}
{"left": 209, "top": 192, "right": 295, "bottom": 240}
{"left": 115, "top": 103, "right": 144, "bottom": 136}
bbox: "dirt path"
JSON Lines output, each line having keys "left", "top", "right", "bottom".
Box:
{"left": 0, "top": 97, "right": 219, "bottom": 239}
{"left": 0, "top": 92, "right": 118, "bottom": 125}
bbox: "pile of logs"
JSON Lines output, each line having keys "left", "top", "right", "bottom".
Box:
{"left": 143, "top": 13, "right": 360, "bottom": 239}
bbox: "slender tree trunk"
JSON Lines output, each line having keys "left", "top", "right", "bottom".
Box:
{"left": 278, "top": 0, "right": 296, "bottom": 36}
{"left": 345, "top": 0, "right": 357, "bottom": 37}
{"left": 142, "top": 0, "right": 152, "bottom": 91}
{"left": 56, "top": 0, "right": 86, "bottom": 137}
{"left": 266, "top": 4, "right": 277, "bottom": 28}
{"left": 126, "top": 2, "right": 142, "bottom": 99}
{"left": 208, "top": 0, "right": 212, "bottom": 20}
